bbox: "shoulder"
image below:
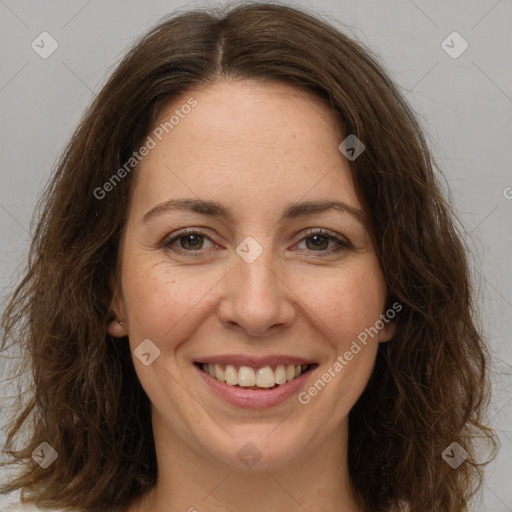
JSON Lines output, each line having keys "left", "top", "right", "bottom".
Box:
{"left": 0, "top": 493, "right": 67, "bottom": 512}
{"left": 3, "top": 505, "right": 41, "bottom": 511}
{"left": 2, "top": 503, "right": 67, "bottom": 511}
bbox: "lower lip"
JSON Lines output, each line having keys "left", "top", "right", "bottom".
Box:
{"left": 194, "top": 364, "right": 317, "bottom": 409}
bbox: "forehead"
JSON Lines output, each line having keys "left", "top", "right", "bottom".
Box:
{"left": 129, "top": 79, "right": 360, "bottom": 217}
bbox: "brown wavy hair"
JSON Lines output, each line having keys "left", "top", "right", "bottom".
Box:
{"left": 0, "top": 2, "right": 497, "bottom": 511}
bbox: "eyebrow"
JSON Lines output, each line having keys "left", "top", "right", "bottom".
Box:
{"left": 143, "top": 198, "right": 366, "bottom": 225}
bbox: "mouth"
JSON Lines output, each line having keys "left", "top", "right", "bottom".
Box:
{"left": 194, "top": 361, "right": 317, "bottom": 390}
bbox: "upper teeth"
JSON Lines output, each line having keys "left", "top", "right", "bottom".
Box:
{"left": 201, "top": 363, "right": 308, "bottom": 388}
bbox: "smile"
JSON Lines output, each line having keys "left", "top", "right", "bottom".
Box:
{"left": 197, "top": 362, "right": 311, "bottom": 389}
{"left": 193, "top": 358, "right": 318, "bottom": 409}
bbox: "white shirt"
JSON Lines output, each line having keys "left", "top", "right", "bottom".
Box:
{"left": 0, "top": 493, "right": 68, "bottom": 511}
{"left": 0, "top": 491, "right": 123, "bottom": 511}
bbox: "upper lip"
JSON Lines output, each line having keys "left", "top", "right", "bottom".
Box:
{"left": 194, "top": 354, "right": 317, "bottom": 367}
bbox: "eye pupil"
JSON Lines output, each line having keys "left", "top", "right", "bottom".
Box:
{"left": 181, "top": 234, "right": 203, "bottom": 250}
{"left": 307, "top": 235, "right": 329, "bottom": 250}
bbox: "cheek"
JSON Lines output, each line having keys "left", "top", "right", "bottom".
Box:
{"left": 120, "top": 258, "right": 222, "bottom": 412}
{"left": 295, "top": 261, "right": 386, "bottom": 428}
{"left": 296, "top": 257, "right": 388, "bottom": 347}
{"left": 122, "top": 255, "right": 223, "bottom": 345}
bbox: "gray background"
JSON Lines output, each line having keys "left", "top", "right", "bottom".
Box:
{"left": 0, "top": 0, "right": 511, "bottom": 510}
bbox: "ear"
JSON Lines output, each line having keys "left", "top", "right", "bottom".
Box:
{"left": 378, "top": 318, "right": 396, "bottom": 343}
{"left": 107, "top": 275, "right": 128, "bottom": 338}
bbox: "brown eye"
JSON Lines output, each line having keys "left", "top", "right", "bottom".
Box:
{"left": 178, "top": 233, "right": 205, "bottom": 250}
{"left": 305, "top": 234, "right": 330, "bottom": 251}
{"left": 295, "top": 229, "right": 351, "bottom": 255}
{"left": 163, "top": 230, "right": 215, "bottom": 253}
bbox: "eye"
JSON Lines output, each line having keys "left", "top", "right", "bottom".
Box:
{"left": 163, "top": 230, "right": 215, "bottom": 252}
{"left": 162, "top": 228, "right": 350, "bottom": 256}
{"left": 295, "top": 229, "right": 350, "bottom": 254}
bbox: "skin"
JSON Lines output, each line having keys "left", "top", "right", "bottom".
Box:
{"left": 108, "top": 79, "right": 395, "bottom": 512}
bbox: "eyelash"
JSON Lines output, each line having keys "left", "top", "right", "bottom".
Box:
{"left": 162, "top": 228, "right": 351, "bottom": 256}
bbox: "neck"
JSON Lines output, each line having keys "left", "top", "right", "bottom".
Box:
{"left": 129, "top": 414, "right": 361, "bottom": 512}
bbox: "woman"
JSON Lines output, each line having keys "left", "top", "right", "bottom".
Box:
{"left": 0, "top": 3, "right": 497, "bottom": 511}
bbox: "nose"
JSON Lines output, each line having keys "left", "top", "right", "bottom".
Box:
{"left": 216, "top": 248, "right": 297, "bottom": 337}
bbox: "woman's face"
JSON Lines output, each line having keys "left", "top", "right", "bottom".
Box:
{"left": 109, "top": 79, "right": 394, "bottom": 470}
